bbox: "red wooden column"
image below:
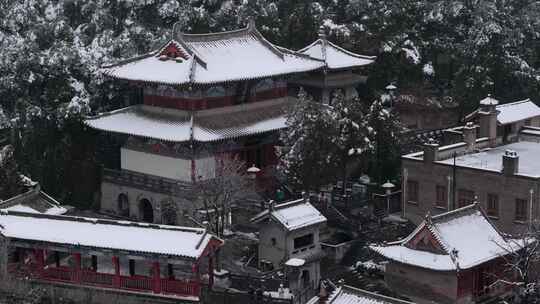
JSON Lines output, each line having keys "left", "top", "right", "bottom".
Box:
{"left": 73, "top": 253, "right": 81, "bottom": 283}
{"left": 152, "top": 262, "right": 161, "bottom": 294}
{"left": 112, "top": 256, "right": 120, "bottom": 288}
{"left": 208, "top": 254, "right": 214, "bottom": 289}
{"left": 33, "top": 249, "right": 45, "bottom": 277}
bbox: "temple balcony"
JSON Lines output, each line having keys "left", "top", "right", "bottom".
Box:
{"left": 102, "top": 168, "right": 193, "bottom": 196}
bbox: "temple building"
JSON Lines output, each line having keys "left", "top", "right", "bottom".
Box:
{"left": 84, "top": 21, "right": 374, "bottom": 225}
{"left": 0, "top": 211, "right": 222, "bottom": 304}
{"left": 371, "top": 203, "right": 519, "bottom": 304}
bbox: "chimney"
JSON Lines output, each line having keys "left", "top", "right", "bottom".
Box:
{"left": 502, "top": 150, "right": 519, "bottom": 176}
{"left": 462, "top": 122, "right": 477, "bottom": 152}
{"left": 478, "top": 95, "right": 499, "bottom": 147}
{"left": 423, "top": 138, "right": 439, "bottom": 163}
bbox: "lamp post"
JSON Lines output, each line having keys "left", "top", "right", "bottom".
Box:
{"left": 247, "top": 164, "right": 260, "bottom": 180}
{"left": 385, "top": 83, "right": 397, "bottom": 108}
{"left": 382, "top": 180, "right": 395, "bottom": 215}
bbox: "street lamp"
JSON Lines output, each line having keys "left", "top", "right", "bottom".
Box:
{"left": 247, "top": 164, "right": 260, "bottom": 180}
{"left": 381, "top": 180, "right": 395, "bottom": 215}
{"left": 385, "top": 83, "right": 398, "bottom": 107}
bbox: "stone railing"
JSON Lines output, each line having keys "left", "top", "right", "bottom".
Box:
{"left": 102, "top": 168, "right": 193, "bottom": 195}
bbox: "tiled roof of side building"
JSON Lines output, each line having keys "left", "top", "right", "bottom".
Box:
{"left": 326, "top": 285, "right": 415, "bottom": 304}
{"left": 371, "top": 203, "right": 522, "bottom": 271}
{"left": 101, "top": 23, "right": 325, "bottom": 85}
{"left": 251, "top": 199, "right": 327, "bottom": 231}
{"left": 84, "top": 98, "right": 291, "bottom": 143}
{"left": 0, "top": 211, "right": 222, "bottom": 259}
{"left": 465, "top": 98, "right": 540, "bottom": 125}
{"left": 299, "top": 38, "right": 376, "bottom": 70}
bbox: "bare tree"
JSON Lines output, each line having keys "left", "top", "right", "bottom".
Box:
{"left": 493, "top": 224, "right": 540, "bottom": 303}
{"left": 194, "top": 154, "right": 255, "bottom": 238}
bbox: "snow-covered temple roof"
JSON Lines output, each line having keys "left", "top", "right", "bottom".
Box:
{"left": 84, "top": 98, "right": 289, "bottom": 142}
{"left": 299, "top": 37, "right": 375, "bottom": 70}
{"left": 0, "top": 189, "right": 67, "bottom": 216}
{"left": 101, "top": 22, "right": 325, "bottom": 85}
{"left": 371, "top": 204, "right": 521, "bottom": 271}
{"left": 251, "top": 199, "right": 327, "bottom": 231}
{"left": 325, "top": 285, "right": 414, "bottom": 304}
{"left": 466, "top": 98, "right": 540, "bottom": 125}
{"left": 0, "top": 211, "right": 221, "bottom": 259}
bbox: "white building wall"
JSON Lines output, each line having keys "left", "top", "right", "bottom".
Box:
{"left": 195, "top": 156, "right": 216, "bottom": 181}
{"left": 121, "top": 148, "right": 192, "bottom": 181}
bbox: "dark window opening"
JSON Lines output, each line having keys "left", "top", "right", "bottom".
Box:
{"left": 407, "top": 180, "right": 419, "bottom": 202}
{"left": 487, "top": 194, "right": 499, "bottom": 217}
{"left": 129, "top": 259, "right": 135, "bottom": 276}
{"left": 294, "top": 234, "right": 314, "bottom": 249}
{"left": 435, "top": 185, "right": 446, "bottom": 208}
{"left": 458, "top": 189, "right": 474, "bottom": 208}
{"left": 516, "top": 199, "right": 528, "bottom": 221}
{"left": 91, "top": 255, "right": 98, "bottom": 271}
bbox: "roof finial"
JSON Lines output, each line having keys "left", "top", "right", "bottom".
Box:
{"left": 318, "top": 25, "right": 326, "bottom": 40}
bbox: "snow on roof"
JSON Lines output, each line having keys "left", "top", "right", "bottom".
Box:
{"left": 285, "top": 258, "right": 305, "bottom": 267}
{"left": 251, "top": 199, "right": 327, "bottom": 231}
{"left": 327, "top": 285, "right": 414, "bottom": 304}
{"left": 437, "top": 141, "right": 540, "bottom": 177}
{"left": 465, "top": 98, "right": 540, "bottom": 125}
{"left": 0, "top": 211, "right": 219, "bottom": 259}
{"left": 371, "top": 204, "right": 521, "bottom": 271}
{"left": 496, "top": 99, "right": 540, "bottom": 125}
{"left": 299, "top": 39, "right": 375, "bottom": 70}
{"left": 102, "top": 24, "right": 324, "bottom": 85}
{"left": 85, "top": 98, "right": 290, "bottom": 143}
{"left": 479, "top": 95, "right": 499, "bottom": 106}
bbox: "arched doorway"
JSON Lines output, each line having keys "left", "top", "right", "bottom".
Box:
{"left": 117, "top": 194, "right": 129, "bottom": 217}
{"left": 139, "top": 199, "right": 154, "bottom": 223}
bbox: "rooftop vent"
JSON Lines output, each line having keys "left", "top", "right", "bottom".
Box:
{"left": 502, "top": 149, "right": 519, "bottom": 175}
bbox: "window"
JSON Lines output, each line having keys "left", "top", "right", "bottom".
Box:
{"left": 407, "top": 180, "right": 419, "bottom": 203}
{"left": 487, "top": 194, "right": 499, "bottom": 217}
{"left": 294, "top": 234, "right": 314, "bottom": 249}
{"left": 515, "top": 199, "right": 528, "bottom": 221}
{"left": 458, "top": 189, "right": 475, "bottom": 208}
{"left": 435, "top": 185, "right": 447, "bottom": 208}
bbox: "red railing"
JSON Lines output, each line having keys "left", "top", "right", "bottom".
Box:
{"left": 161, "top": 278, "right": 200, "bottom": 296}
{"left": 119, "top": 275, "right": 153, "bottom": 292}
{"left": 8, "top": 263, "right": 200, "bottom": 298}
{"left": 81, "top": 270, "right": 114, "bottom": 287}
{"left": 42, "top": 266, "right": 74, "bottom": 282}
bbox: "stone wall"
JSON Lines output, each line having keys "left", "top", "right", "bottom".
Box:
{"left": 0, "top": 279, "right": 198, "bottom": 304}
{"left": 402, "top": 157, "right": 540, "bottom": 235}
{"left": 385, "top": 262, "right": 457, "bottom": 304}
{"left": 100, "top": 180, "right": 199, "bottom": 227}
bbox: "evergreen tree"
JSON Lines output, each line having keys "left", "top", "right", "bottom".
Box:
{"left": 0, "top": 145, "right": 24, "bottom": 200}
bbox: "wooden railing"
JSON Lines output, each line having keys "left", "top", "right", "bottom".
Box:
{"left": 119, "top": 275, "right": 153, "bottom": 292}
{"left": 8, "top": 264, "right": 200, "bottom": 297}
{"left": 42, "top": 266, "right": 74, "bottom": 282}
{"left": 161, "top": 278, "right": 200, "bottom": 296}
{"left": 81, "top": 270, "right": 114, "bottom": 287}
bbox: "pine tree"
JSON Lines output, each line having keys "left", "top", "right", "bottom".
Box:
{"left": 0, "top": 145, "right": 24, "bottom": 200}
